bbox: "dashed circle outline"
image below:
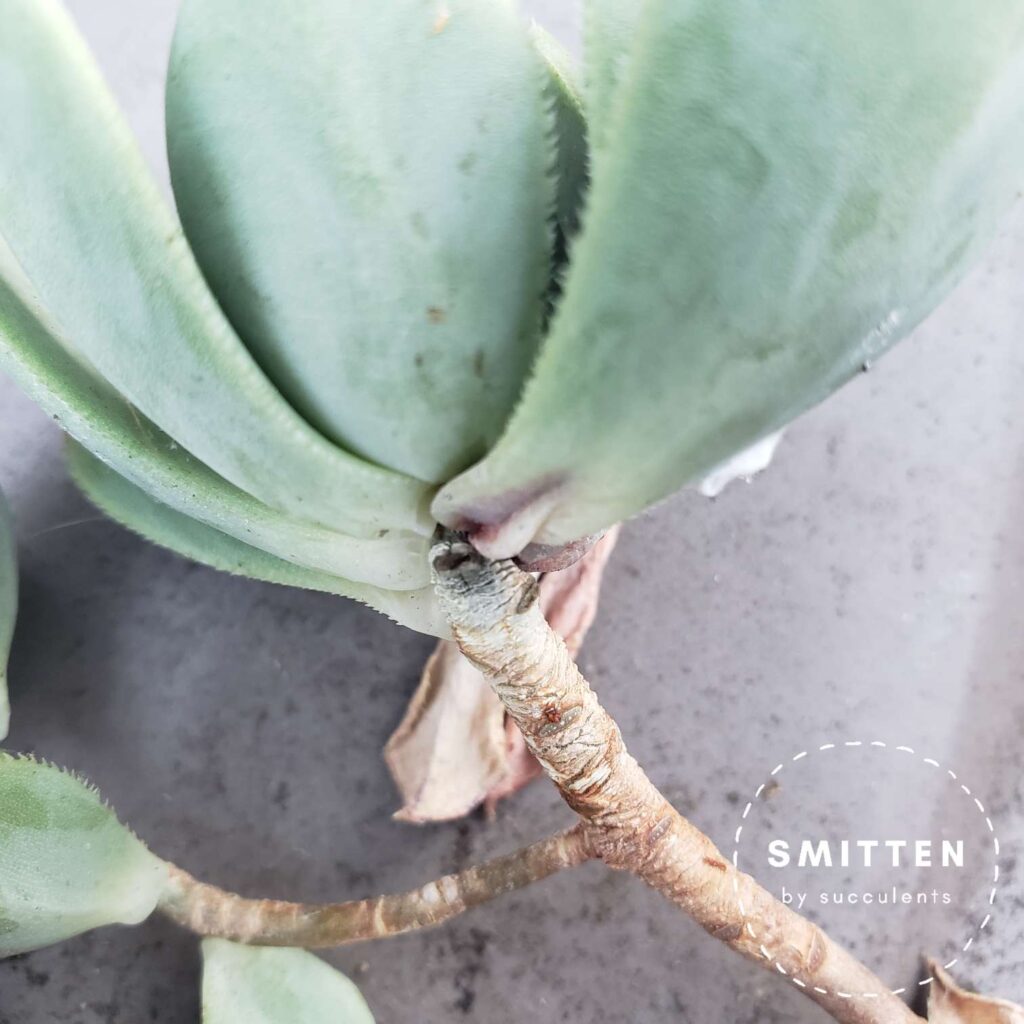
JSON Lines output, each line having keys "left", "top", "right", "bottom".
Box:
{"left": 729, "top": 740, "right": 1000, "bottom": 1000}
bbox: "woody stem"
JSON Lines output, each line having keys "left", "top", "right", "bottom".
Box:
{"left": 158, "top": 825, "right": 592, "bottom": 946}
{"left": 431, "top": 530, "right": 922, "bottom": 1024}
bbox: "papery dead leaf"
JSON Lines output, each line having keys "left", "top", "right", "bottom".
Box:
{"left": 928, "top": 961, "right": 1024, "bottom": 1023}
{"left": 384, "top": 640, "right": 507, "bottom": 824}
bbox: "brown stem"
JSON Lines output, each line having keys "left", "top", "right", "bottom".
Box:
{"left": 385, "top": 525, "right": 622, "bottom": 824}
{"left": 431, "top": 532, "right": 923, "bottom": 1024}
{"left": 158, "top": 826, "right": 591, "bottom": 947}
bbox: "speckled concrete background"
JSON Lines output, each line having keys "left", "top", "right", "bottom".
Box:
{"left": 1, "top": 2, "right": 1022, "bottom": 1022}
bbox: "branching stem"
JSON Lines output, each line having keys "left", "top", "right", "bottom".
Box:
{"left": 431, "top": 531, "right": 923, "bottom": 1024}
{"left": 159, "top": 826, "right": 591, "bottom": 947}
{"left": 158, "top": 532, "right": 928, "bottom": 1024}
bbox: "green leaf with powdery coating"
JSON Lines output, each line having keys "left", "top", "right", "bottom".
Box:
{"left": 0, "top": 754, "right": 165, "bottom": 956}
{"left": 0, "top": 489, "right": 15, "bottom": 738}
{"left": 66, "top": 444, "right": 448, "bottom": 639}
{"left": 0, "top": 271, "right": 430, "bottom": 592}
{"left": 202, "top": 940, "right": 375, "bottom": 1024}
{"left": 434, "top": 0, "right": 1024, "bottom": 556}
{"left": 583, "top": 0, "right": 649, "bottom": 154}
{"left": 167, "top": 0, "right": 552, "bottom": 485}
{"left": 0, "top": 0, "right": 428, "bottom": 538}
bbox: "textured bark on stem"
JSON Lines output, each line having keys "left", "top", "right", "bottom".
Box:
{"left": 431, "top": 531, "right": 922, "bottom": 1024}
{"left": 159, "top": 827, "right": 591, "bottom": 947}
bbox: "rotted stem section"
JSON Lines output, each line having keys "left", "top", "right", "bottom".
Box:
{"left": 159, "top": 826, "right": 591, "bottom": 947}
{"left": 431, "top": 532, "right": 922, "bottom": 1024}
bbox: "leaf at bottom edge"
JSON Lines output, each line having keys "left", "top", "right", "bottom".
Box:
{"left": 202, "top": 940, "right": 375, "bottom": 1024}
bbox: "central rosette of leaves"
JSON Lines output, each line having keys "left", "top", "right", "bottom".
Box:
{"left": 2, "top": 0, "right": 1018, "bottom": 647}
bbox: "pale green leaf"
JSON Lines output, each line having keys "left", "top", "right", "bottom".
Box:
{"left": 0, "top": 0, "right": 429, "bottom": 537}
{"left": 202, "top": 940, "right": 375, "bottom": 1024}
{"left": 0, "top": 488, "right": 15, "bottom": 739}
{"left": 435, "top": 0, "right": 1024, "bottom": 556}
{"left": 0, "top": 753, "right": 166, "bottom": 956}
{"left": 582, "top": 0, "right": 649, "bottom": 154}
{"left": 0, "top": 272, "right": 430, "bottom": 592}
{"left": 167, "top": 0, "right": 553, "bottom": 485}
{"left": 66, "top": 444, "right": 448, "bottom": 638}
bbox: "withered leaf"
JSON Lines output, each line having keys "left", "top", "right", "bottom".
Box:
{"left": 928, "top": 961, "right": 1024, "bottom": 1023}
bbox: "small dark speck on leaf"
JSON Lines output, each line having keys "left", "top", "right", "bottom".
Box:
{"left": 472, "top": 349, "right": 485, "bottom": 378}
{"left": 427, "top": 306, "right": 446, "bottom": 325}
{"left": 410, "top": 211, "right": 429, "bottom": 239}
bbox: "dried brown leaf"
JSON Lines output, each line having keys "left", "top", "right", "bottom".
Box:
{"left": 928, "top": 962, "right": 1024, "bottom": 1023}
{"left": 383, "top": 641, "right": 507, "bottom": 824}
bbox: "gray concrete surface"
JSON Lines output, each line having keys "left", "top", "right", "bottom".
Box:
{"left": 1, "top": 2, "right": 1022, "bottom": 1022}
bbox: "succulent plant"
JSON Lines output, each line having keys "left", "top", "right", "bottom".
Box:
{"left": 0, "top": 754, "right": 165, "bottom": 956}
{"left": 0, "top": 754, "right": 374, "bottom": 1019}
{"left": 1, "top": 0, "right": 1019, "bottom": 638}
{"left": 1, "top": 0, "right": 1023, "bottom": 1021}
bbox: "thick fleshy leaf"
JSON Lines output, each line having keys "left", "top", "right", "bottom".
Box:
{"left": 167, "top": 0, "right": 552, "bottom": 485}
{"left": 434, "top": 0, "right": 1024, "bottom": 557}
{"left": 0, "top": 754, "right": 166, "bottom": 956}
{"left": 0, "top": 272, "right": 429, "bottom": 592}
{"left": 928, "top": 962, "right": 1024, "bottom": 1023}
{"left": 0, "top": 0, "right": 428, "bottom": 537}
{"left": 0, "top": 488, "right": 15, "bottom": 738}
{"left": 202, "top": 940, "right": 375, "bottom": 1024}
{"left": 66, "top": 445, "right": 448, "bottom": 638}
{"left": 582, "top": 0, "right": 649, "bottom": 154}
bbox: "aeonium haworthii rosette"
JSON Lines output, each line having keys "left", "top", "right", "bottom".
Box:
{"left": 0, "top": 0, "right": 1016, "bottom": 634}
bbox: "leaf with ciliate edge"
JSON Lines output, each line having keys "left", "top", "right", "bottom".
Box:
{"left": 0, "top": 0, "right": 428, "bottom": 538}
{"left": 167, "top": 0, "right": 553, "bottom": 485}
{"left": 66, "top": 444, "right": 448, "bottom": 638}
{"left": 0, "top": 754, "right": 166, "bottom": 957}
{"left": 0, "top": 271, "right": 430, "bottom": 593}
{"left": 531, "top": 24, "right": 589, "bottom": 242}
{"left": 434, "top": 0, "right": 1024, "bottom": 559}
{"left": 928, "top": 962, "right": 1024, "bottom": 1023}
{"left": 0, "top": 488, "right": 15, "bottom": 738}
{"left": 202, "top": 940, "right": 375, "bottom": 1024}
